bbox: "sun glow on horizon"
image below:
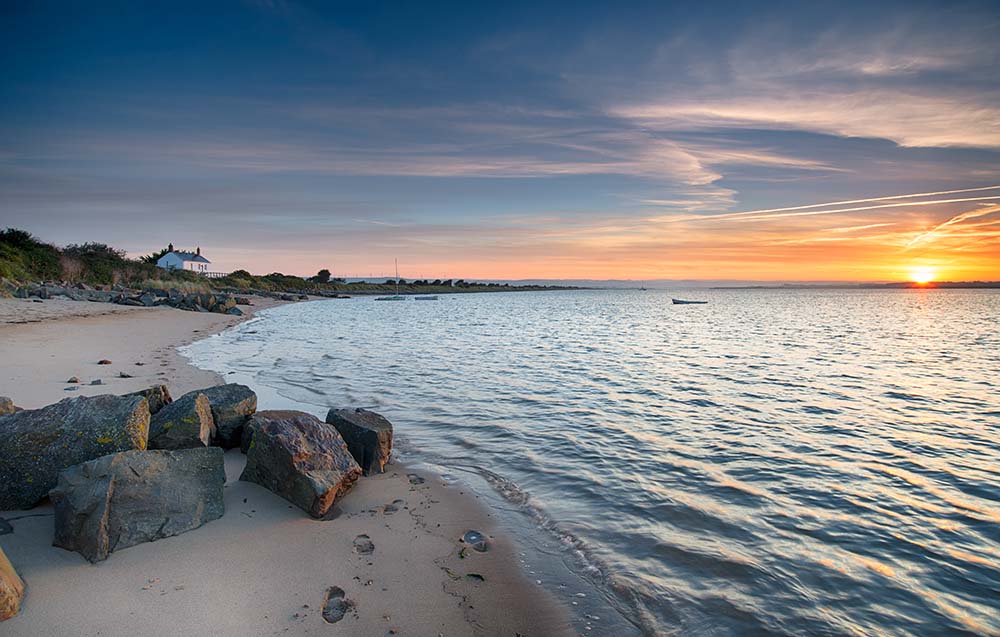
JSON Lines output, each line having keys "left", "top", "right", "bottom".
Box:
{"left": 909, "top": 267, "right": 937, "bottom": 284}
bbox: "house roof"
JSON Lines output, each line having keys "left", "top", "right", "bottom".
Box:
{"left": 167, "top": 251, "right": 211, "bottom": 264}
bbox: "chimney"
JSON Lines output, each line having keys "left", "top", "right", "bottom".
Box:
{"left": 196, "top": 247, "right": 201, "bottom": 256}
{"left": 168, "top": 242, "right": 174, "bottom": 252}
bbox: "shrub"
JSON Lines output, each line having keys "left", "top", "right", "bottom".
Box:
{"left": 0, "top": 228, "right": 62, "bottom": 281}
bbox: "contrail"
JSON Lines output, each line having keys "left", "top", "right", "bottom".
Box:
{"left": 716, "top": 196, "right": 1000, "bottom": 222}
{"left": 702, "top": 185, "right": 1000, "bottom": 220}
{"left": 905, "top": 203, "right": 1000, "bottom": 248}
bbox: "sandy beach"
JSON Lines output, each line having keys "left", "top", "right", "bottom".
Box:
{"left": 0, "top": 297, "right": 572, "bottom": 636}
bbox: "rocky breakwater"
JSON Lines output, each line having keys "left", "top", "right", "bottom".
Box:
{"left": 0, "top": 381, "right": 400, "bottom": 621}
{"left": 13, "top": 283, "right": 246, "bottom": 315}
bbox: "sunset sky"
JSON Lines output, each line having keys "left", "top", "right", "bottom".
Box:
{"left": 1, "top": 1, "right": 999, "bottom": 281}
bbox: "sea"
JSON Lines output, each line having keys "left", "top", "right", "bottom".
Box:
{"left": 180, "top": 288, "right": 1000, "bottom": 637}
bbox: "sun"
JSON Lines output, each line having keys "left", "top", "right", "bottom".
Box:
{"left": 909, "top": 267, "right": 937, "bottom": 284}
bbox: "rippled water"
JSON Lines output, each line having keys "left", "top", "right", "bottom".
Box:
{"left": 182, "top": 289, "right": 1000, "bottom": 636}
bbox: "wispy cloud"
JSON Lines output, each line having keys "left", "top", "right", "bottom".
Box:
{"left": 612, "top": 90, "right": 1000, "bottom": 149}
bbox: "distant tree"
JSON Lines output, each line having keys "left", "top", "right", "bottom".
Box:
{"left": 311, "top": 268, "right": 331, "bottom": 283}
{"left": 141, "top": 247, "right": 170, "bottom": 264}
{"left": 432, "top": 279, "right": 442, "bottom": 286}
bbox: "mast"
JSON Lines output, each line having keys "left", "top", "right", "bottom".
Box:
{"left": 395, "top": 258, "right": 399, "bottom": 296}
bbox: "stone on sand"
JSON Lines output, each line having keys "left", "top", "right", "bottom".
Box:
{"left": 200, "top": 384, "right": 257, "bottom": 449}
{"left": 0, "top": 394, "right": 150, "bottom": 510}
{"left": 240, "top": 410, "right": 361, "bottom": 518}
{"left": 0, "top": 547, "right": 25, "bottom": 621}
{"left": 148, "top": 391, "right": 214, "bottom": 450}
{"left": 325, "top": 407, "right": 394, "bottom": 476}
{"left": 50, "top": 447, "right": 225, "bottom": 563}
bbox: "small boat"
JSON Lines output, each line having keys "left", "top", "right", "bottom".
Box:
{"left": 414, "top": 295, "right": 439, "bottom": 301}
{"left": 376, "top": 259, "right": 408, "bottom": 301}
{"left": 672, "top": 298, "right": 707, "bottom": 305}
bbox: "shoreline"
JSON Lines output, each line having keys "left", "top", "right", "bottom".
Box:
{"left": 0, "top": 296, "right": 574, "bottom": 635}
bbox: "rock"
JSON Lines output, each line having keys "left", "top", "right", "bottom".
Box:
{"left": 138, "top": 292, "right": 157, "bottom": 307}
{"left": 118, "top": 371, "right": 133, "bottom": 378}
{"left": 0, "top": 397, "right": 19, "bottom": 417}
{"left": 280, "top": 294, "right": 295, "bottom": 301}
{"left": 234, "top": 296, "right": 251, "bottom": 305}
{"left": 50, "top": 448, "right": 225, "bottom": 563}
{"left": 0, "top": 547, "right": 25, "bottom": 621}
{"left": 148, "top": 392, "right": 214, "bottom": 449}
{"left": 67, "top": 376, "right": 80, "bottom": 383}
{"left": 90, "top": 379, "right": 103, "bottom": 386}
{"left": 214, "top": 295, "right": 236, "bottom": 313}
{"left": 200, "top": 384, "right": 257, "bottom": 449}
{"left": 0, "top": 394, "right": 150, "bottom": 510}
{"left": 98, "top": 359, "right": 112, "bottom": 365}
{"left": 239, "top": 410, "right": 361, "bottom": 518}
{"left": 324, "top": 408, "right": 394, "bottom": 476}
{"left": 127, "top": 385, "right": 172, "bottom": 415}
{"left": 225, "top": 307, "right": 243, "bottom": 316}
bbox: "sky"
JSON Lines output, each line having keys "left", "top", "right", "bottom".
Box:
{"left": 1, "top": 1, "right": 999, "bottom": 282}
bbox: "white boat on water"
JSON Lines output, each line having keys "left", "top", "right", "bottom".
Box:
{"left": 376, "top": 259, "right": 407, "bottom": 301}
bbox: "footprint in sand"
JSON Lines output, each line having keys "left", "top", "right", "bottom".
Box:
{"left": 321, "top": 586, "right": 355, "bottom": 624}
{"left": 383, "top": 499, "right": 405, "bottom": 515}
{"left": 407, "top": 473, "right": 425, "bottom": 485}
{"left": 353, "top": 534, "right": 375, "bottom": 555}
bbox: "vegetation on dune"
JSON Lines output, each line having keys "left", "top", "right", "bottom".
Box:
{"left": 0, "top": 229, "right": 62, "bottom": 281}
{"left": 0, "top": 228, "right": 575, "bottom": 296}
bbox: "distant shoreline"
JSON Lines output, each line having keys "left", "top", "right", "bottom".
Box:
{"left": 708, "top": 281, "right": 1000, "bottom": 290}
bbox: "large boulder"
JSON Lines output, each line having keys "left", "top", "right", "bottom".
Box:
{"left": 50, "top": 448, "right": 225, "bottom": 563}
{"left": 0, "top": 547, "right": 25, "bottom": 621}
{"left": 148, "top": 392, "right": 214, "bottom": 450}
{"left": 240, "top": 411, "right": 361, "bottom": 518}
{"left": 0, "top": 397, "right": 19, "bottom": 416}
{"left": 325, "top": 408, "right": 394, "bottom": 476}
{"left": 0, "top": 394, "right": 150, "bottom": 510}
{"left": 201, "top": 384, "right": 257, "bottom": 449}
{"left": 126, "top": 385, "right": 173, "bottom": 415}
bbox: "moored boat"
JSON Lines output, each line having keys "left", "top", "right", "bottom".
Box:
{"left": 672, "top": 298, "right": 707, "bottom": 305}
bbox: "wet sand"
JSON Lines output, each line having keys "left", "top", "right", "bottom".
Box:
{"left": 0, "top": 296, "right": 572, "bottom": 636}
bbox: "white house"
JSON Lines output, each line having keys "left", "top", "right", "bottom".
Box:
{"left": 156, "top": 243, "right": 211, "bottom": 273}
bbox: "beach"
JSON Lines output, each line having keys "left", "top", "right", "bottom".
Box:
{"left": 0, "top": 296, "right": 572, "bottom": 636}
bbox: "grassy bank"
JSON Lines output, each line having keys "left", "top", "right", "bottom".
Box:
{"left": 0, "top": 229, "right": 574, "bottom": 296}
